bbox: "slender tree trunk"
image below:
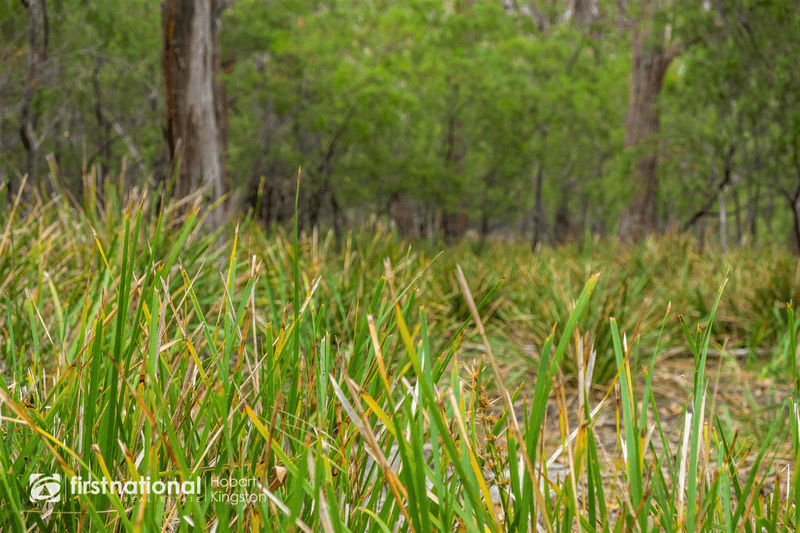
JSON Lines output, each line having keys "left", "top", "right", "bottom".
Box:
{"left": 1, "top": 117, "right": 6, "bottom": 203}
{"left": 330, "top": 190, "right": 343, "bottom": 248}
{"left": 696, "top": 159, "right": 716, "bottom": 252}
{"left": 531, "top": 166, "right": 545, "bottom": 250}
{"left": 791, "top": 195, "right": 800, "bottom": 254}
{"left": 264, "top": 183, "right": 274, "bottom": 224}
{"left": 791, "top": 148, "right": 800, "bottom": 254}
{"left": 554, "top": 183, "right": 574, "bottom": 245}
{"left": 718, "top": 187, "right": 727, "bottom": 250}
{"left": 733, "top": 187, "right": 742, "bottom": 246}
{"left": 697, "top": 219, "right": 706, "bottom": 253}
{"left": 478, "top": 210, "right": 489, "bottom": 251}
{"left": 213, "top": 9, "right": 230, "bottom": 207}
{"left": 307, "top": 179, "right": 327, "bottom": 233}
{"left": 162, "top": 0, "right": 226, "bottom": 229}
{"left": 750, "top": 136, "right": 763, "bottom": 241}
{"left": 92, "top": 57, "right": 111, "bottom": 181}
{"left": 749, "top": 181, "right": 759, "bottom": 241}
{"left": 765, "top": 192, "right": 774, "bottom": 236}
{"left": 531, "top": 125, "right": 548, "bottom": 252}
{"left": 478, "top": 177, "right": 491, "bottom": 252}
{"left": 441, "top": 84, "right": 468, "bottom": 244}
{"left": 18, "top": 0, "right": 48, "bottom": 199}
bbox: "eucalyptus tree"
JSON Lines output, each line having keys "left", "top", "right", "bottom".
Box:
{"left": 161, "top": 0, "right": 228, "bottom": 230}
{"left": 616, "top": 0, "right": 697, "bottom": 241}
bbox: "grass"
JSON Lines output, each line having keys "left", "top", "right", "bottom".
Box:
{"left": 1, "top": 177, "right": 800, "bottom": 532}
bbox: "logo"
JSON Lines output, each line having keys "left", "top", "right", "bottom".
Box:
{"left": 30, "top": 474, "right": 62, "bottom": 503}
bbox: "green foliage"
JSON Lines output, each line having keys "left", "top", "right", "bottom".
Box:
{"left": 662, "top": 0, "right": 800, "bottom": 242}
{"left": 2, "top": 0, "right": 800, "bottom": 243}
{"left": 1, "top": 0, "right": 162, "bottom": 190}
{"left": 219, "top": 0, "right": 625, "bottom": 230}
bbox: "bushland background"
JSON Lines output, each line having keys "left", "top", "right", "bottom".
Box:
{"left": 3, "top": 0, "right": 799, "bottom": 250}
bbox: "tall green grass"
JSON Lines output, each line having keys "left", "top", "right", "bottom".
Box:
{"left": 0, "top": 180, "right": 798, "bottom": 532}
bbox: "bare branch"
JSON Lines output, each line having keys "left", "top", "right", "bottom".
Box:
{"left": 682, "top": 145, "right": 736, "bottom": 231}
{"left": 102, "top": 107, "right": 147, "bottom": 176}
{"left": 42, "top": 0, "right": 48, "bottom": 60}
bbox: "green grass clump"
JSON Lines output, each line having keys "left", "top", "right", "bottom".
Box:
{"left": 1, "top": 183, "right": 800, "bottom": 532}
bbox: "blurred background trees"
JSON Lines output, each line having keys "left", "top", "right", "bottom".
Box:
{"left": 1, "top": 0, "right": 798, "bottom": 247}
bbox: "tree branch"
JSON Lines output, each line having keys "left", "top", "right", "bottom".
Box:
{"left": 665, "top": 37, "right": 700, "bottom": 63}
{"left": 565, "top": 36, "right": 586, "bottom": 75}
{"left": 102, "top": 107, "right": 147, "bottom": 176}
{"left": 42, "top": 0, "right": 48, "bottom": 60}
{"left": 682, "top": 145, "right": 735, "bottom": 231}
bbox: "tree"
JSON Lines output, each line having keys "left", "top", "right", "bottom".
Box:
{"left": 17, "top": 0, "right": 49, "bottom": 199}
{"left": 660, "top": 0, "right": 800, "bottom": 249}
{"left": 161, "top": 0, "right": 227, "bottom": 229}
{"left": 618, "top": 0, "right": 686, "bottom": 241}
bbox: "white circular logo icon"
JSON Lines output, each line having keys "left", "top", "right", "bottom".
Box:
{"left": 29, "top": 474, "right": 62, "bottom": 503}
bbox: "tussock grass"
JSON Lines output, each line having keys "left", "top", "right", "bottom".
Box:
{"left": 1, "top": 180, "right": 799, "bottom": 532}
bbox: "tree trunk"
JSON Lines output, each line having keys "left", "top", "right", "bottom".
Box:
{"left": 162, "top": 0, "right": 226, "bottom": 229}
{"left": 733, "top": 187, "right": 742, "bottom": 246}
{"left": 619, "top": 1, "right": 681, "bottom": 241}
{"left": 92, "top": 57, "right": 111, "bottom": 181}
{"left": 718, "top": 186, "right": 727, "bottom": 250}
{"left": 554, "top": 183, "right": 574, "bottom": 245}
{"left": 750, "top": 137, "right": 763, "bottom": 241}
{"left": 748, "top": 181, "right": 759, "bottom": 241}
{"left": 765, "top": 191, "right": 774, "bottom": 236}
{"left": 790, "top": 152, "right": 800, "bottom": 254}
{"left": 18, "top": 0, "right": 48, "bottom": 200}
{"left": 478, "top": 210, "right": 489, "bottom": 252}
{"left": 440, "top": 83, "right": 468, "bottom": 244}
{"left": 531, "top": 126, "right": 548, "bottom": 252}
{"left": 440, "top": 211, "right": 469, "bottom": 244}
{"left": 478, "top": 185, "right": 490, "bottom": 252}
{"left": 791, "top": 197, "right": 800, "bottom": 254}
{"left": 389, "top": 193, "right": 414, "bottom": 237}
{"left": 213, "top": 16, "right": 229, "bottom": 206}
{"left": 570, "top": 0, "right": 600, "bottom": 27}
{"left": 330, "top": 190, "right": 343, "bottom": 248}
{"left": 307, "top": 179, "right": 327, "bottom": 232}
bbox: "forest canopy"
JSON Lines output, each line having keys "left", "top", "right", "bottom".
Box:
{"left": 1, "top": 0, "right": 798, "bottom": 248}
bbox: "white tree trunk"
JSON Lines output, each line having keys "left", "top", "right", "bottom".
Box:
{"left": 187, "top": 0, "right": 223, "bottom": 229}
